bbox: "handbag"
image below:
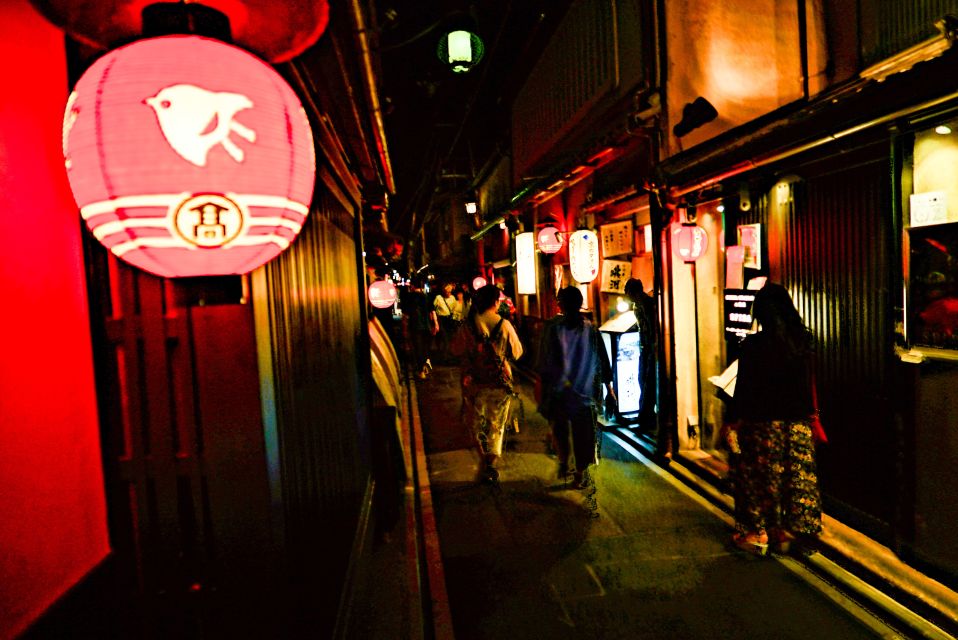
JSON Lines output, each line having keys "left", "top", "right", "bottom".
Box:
{"left": 810, "top": 374, "right": 827, "bottom": 444}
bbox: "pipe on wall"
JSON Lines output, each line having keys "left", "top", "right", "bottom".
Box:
{"left": 349, "top": 0, "right": 396, "bottom": 194}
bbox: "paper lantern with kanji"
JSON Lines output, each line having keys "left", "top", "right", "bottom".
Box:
{"left": 569, "top": 230, "right": 600, "bottom": 283}
{"left": 672, "top": 224, "right": 709, "bottom": 262}
{"left": 537, "top": 225, "right": 563, "bottom": 254}
{"left": 63, "top": 35, "right": 315, "bottom": 278}
{"left": 368, "top": 280, "right": 399, "bottom": 309}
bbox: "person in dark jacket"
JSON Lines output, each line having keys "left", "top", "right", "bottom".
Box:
{"left": 727, "top": 283, "right": 823, "bottom": 555}
{"left": 537, "top": 287, "right": 615, "bottom": 489}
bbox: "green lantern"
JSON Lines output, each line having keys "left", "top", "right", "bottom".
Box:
{"left": 437, "top": 28, "right": 484, "bottom": 73}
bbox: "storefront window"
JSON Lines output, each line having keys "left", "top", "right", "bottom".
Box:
{"left": 909, "top": 223, "right": 958, "bottom": 350}
{"left": 910, "top": 121, "right": 958, "bottom": 350}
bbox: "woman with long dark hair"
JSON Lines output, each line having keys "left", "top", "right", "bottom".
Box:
{"left": 728, "top": 283, "right": 823, "bottom": 555}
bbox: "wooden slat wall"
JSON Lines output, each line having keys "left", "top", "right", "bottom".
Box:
{"left": 734, "top": 149, "right": 896, "bottom": 537}
{"left": 252, "top": 179, "right": 368, "bottom": 633}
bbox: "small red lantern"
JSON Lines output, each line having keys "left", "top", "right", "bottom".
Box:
{"left": 368, "top": 280, "right": 398, "bottom": 309}
{"left": 472, "top": 276, "right": 488, "bottom": 290}
{"left": 537, "top": 225, "right": 563, "bottom": 254}
{"left": 29, "top": 0, "right": 329, "bottom": 63}
{"left": 63, "top": 35, "right": 315, "bottom": 278}
{"left": 672, "top": 224, "right": 709, "bottom": 262}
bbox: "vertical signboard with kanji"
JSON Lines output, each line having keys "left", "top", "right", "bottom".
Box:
{"left": 600, "top": 259, "right": 632, "bottom": 293}
{"left": 600, "top": 220, "right": 633, "bottom": 257}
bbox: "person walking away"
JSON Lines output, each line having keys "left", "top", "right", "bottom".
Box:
{"left": 726, "top": 283, "right": 823, "bottom": 555}
{"left": 401, "top": 278, "right": 439, "bottom": 379}
{"left": 434, "top": 282, "right": 461, "bottom": 362}
{"left": 624, "top": 278, "right": 667, "bottom": 457}
{"left": 536, "top": 287, "right": 615, "bottom": 489}
{"left": 451, "top": 284, "right": 523, "bottom": 483}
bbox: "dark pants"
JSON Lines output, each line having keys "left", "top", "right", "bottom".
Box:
{"left": 551, "top": 399, "right": 597, "bottom": 470}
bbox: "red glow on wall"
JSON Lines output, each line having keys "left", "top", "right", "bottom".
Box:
{"left": 63, "top": 35, "right": 316, "bottom": 278}
{"left": 368, "top": 279, "right": 399, "bottom": 309}
{"left": 672, "top": 224, "right": 709, "bottom": 262}
{"left": 537, "top": 225, "right": 563, "bottom": 254}
{"left": 1, "top": 3, "right": 109, "bottom": 637}
{"left": 28, "top": 0, "right": 329, "bottom": 63}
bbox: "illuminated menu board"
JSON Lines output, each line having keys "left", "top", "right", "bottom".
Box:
{"left": 725, "top": 289, "right": 756, "bottom": 339}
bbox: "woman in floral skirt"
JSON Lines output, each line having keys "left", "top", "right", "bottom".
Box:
{"left": 727, "top": 283, "right": 823, "bottom": 556}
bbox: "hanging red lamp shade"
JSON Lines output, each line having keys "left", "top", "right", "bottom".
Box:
{"left": 672, "top": 224, "right": 709, "bottom": 262}
{"left": 62, "top": 35, "right": 316, "bottom": 278}
{"left": 28, "top": 0, "right": 329, "bottom": 63}
{"left": 537, "top": 225, "right": 563, "bottom": 254}
{"left": 472, "top": 276, "right": 488, "bottom": 290}
{"left": 368, "top": 280, "right": 399, "bottom": 309}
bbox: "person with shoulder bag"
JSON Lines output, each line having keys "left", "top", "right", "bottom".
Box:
{"left": 727, "top": 283, "right": 824, "bottom": 556}
{"left": 536, "top": 287, "right": 614, "bottom": 489}
{"left": 451, "top": 284, "right": 523, "bottom": 484}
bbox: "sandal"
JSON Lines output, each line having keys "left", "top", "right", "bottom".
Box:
{"left": 770, "top": 529, "right": 796, "bottom": 554}
{"left": 732, "top": 531, "right": 769, "bottom": 556}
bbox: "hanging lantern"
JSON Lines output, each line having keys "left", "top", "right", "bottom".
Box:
{"left": 672, "top": 224, "right": 709, "bottom": 262}
{"left": 569, "top": 230, "right": 600, "bottom": 283}
{"left": 472, "top": 276, "right": 488, "bottom": 290}
{"left": 28, "top": 0, "right": 329, "bottom": 63}
{"left": 537, "top": 225, "right": 563, "bottom": 254}
{"left": 63, "top": 35, "right": 316, "bottom": 278}
{"left": 368, "top": 280, "right": 398, "bottom": 309}
{"left": 436, "top": 28, "right": 484, "bottom": 73}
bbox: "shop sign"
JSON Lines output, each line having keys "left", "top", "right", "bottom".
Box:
{"left": 516, "top": 232, "right": 537, "bottom": 294}
{"left": 724, "top": 289, "right": 756, "bottom": 338}
{"left": 726, "top": 245, "right": 745, "bottom": 289}
{"left": 910, "top": 191, "right": 951, "bottom": 227}
{"left": 368, "top": 279, "right": 398, "bottom": 309}
{"left": 62, "top": 35, "right": 316, "bottom": 278}
{"left": 569, "top": 230, "right": 600, "bottom": 283}
{"left": 600, "top": 259, "right": 632, "bottom": 294}
{"left": 737, "top": 223, "right": 762, "bottom": 269}
{"left": 600, "top": 220, "right": 633, "bottom": 257}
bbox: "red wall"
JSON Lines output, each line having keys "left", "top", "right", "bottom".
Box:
{"left": 0, "top": 3, "right": 110, "bottom": 638}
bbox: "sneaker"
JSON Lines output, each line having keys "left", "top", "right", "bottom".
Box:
{"left": 573, "top": 468, "right": 593, "bottom": 490}
{"left": 479, "top": 465, "right": 499, "bottom": 484}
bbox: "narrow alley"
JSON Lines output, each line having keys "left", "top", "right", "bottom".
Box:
{"left": 410, "top": 364, "right": 956, "bottom": 640}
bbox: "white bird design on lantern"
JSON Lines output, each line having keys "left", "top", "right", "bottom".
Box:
{"left": 145, "top": 84, "right": 257, "bottom": 167}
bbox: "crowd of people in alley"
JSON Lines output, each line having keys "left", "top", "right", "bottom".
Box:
{"left": 373, "top": 265, "right": 825, "bottom": 558}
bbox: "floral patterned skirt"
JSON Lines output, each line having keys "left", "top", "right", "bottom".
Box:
{"left": 465, "top": 385, "right": 519, "bottom": 458}
{"left": 729, "top": 418, "right": 823, "bottom": 537}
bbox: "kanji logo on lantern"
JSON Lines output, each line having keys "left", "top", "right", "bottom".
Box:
{"left": 63, "top": 35, "right": 316, "bottom": 278}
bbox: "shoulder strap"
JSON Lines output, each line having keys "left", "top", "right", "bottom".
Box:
{"left": 490, "top": 318, "right": 504, "bottom": 339}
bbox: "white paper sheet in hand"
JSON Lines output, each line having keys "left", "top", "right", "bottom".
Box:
{"left": 708, "top": 359, "right": 738, "bottom": 397}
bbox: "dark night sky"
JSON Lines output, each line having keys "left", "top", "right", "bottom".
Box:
{"left": 374, "top": 0, "right": 572, "bottom": 236}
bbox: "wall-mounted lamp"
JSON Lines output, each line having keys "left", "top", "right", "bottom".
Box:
{"left": 673, "top": 97, "right": 717, "bottom": 137}
{"left": 465, "top": 200, "right": 478, "bottom": 214}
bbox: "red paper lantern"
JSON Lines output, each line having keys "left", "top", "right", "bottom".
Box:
{"left": 368, "top": 280, "right": 398, "bottom": 309}
{"left": 29, "top": 0, "right": 329, "bottom": 63}
{"left": 672, "top": 224, "right": 709, "bottom": 262}
{"left": 63, "top": 35, "right": 316, "bottom": 278}
{"left": 537, "top": 225, "right": 563, "bottom": 254}
{"left": 472, "top": 276, "right": 488, "bottom": 290}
